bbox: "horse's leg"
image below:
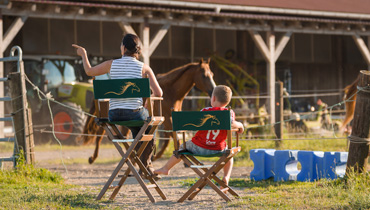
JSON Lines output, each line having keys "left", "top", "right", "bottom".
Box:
{"left": 89, "top": 128, "right": 105, "bottom": 164}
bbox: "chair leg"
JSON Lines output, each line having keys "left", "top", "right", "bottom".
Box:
{"left": 134, "top": 143, "right": 167, "bottom": 200}
{"left": 211, "top": 174, "right": 240, "bottom": 198}
{"left": 126, "top": 159, "right": 156, "bottom": 203}
{"left": 109, "top": 167, "right": 132, "bottom": 200}
{"left": 179, "top": 155, "right": 239, "bottom": 202}
{"left": 96, "top": 150, "right": 131, "bottom": 200}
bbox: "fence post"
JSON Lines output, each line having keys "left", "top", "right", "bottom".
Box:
{"left": 9, "top": 69, "right": 34, "bottom": 164}
{"left": 345, "top": 70, "right": 370, "bottom": 174}
{"left": 275, "top": 81, "right": 283, "bottom": 147}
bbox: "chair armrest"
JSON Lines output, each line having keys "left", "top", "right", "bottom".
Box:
{"left": 150, "top": 97, "right": 163, "bottom": 100}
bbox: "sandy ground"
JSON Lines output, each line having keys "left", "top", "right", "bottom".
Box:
{"left": 13, "top": 146, "right": 252, "bottom": 209}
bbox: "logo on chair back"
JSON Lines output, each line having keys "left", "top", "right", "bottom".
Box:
{"left": 183, "top": 114, "right": 220, "bottom": 128}
{"left": 104, "top": 82, "right": 140, "bottom": 95}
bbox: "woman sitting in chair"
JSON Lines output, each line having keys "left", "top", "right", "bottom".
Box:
{"left": 72, "top": 33, "right": 162, "bottom": 177}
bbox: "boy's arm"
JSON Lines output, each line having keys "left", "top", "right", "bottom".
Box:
{"left": 232, "top": 120, "right": 244, "bottom": 134}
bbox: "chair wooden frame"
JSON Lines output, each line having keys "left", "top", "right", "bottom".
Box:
{"left": 93, "top": 78, "right": 166, "bottom": 203}
{"left": 171, "top": 110, "right": 241, "bottom": 202}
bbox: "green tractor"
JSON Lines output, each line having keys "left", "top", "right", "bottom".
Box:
{"left": 22, "top": 55, "right": 95, "bottom": 145}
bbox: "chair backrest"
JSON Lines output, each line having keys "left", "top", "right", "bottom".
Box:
{"left": 93, "top": 78, "right": 151, "bottom": 99}
{"left": 172, "top": 110, "right": 231, "bottom": 131}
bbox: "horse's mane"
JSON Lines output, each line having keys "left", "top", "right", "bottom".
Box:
{"left": 156, "top": 62, "right": 197, "bottom": 85}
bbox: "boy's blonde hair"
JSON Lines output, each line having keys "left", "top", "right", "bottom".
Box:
{"left": 213, "top": 85, "right": 232, "bottom": 105}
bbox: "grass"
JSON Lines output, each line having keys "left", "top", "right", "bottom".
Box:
{"left": 0, "top": 133, "right": 368, "bottom": 209}
{"left": 0, "top": 156, "right": 113, "bottom": 209}
{"left": 159, "top": 133, "right": 348, "bottom": 168}
{"left": 178, "top": 173, "right": 370, "bottom": 209}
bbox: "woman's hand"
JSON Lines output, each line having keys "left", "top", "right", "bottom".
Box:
{"left": 72, "top": 44, "right": 87, "bottom": 57}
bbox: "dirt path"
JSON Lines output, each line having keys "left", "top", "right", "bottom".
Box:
{"left": 33, "top": 147, "right": 252, "bottom": 209}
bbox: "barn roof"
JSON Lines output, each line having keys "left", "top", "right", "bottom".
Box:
{"left": 171, "top": 0, "right": 370, "bottom": 15}
{"left": 3, "top": 0, "right": 370, "bottom": 35}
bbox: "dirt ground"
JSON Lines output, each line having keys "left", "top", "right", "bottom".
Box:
{"left": 31, "top": 147, "right": 252, "bottom": 209}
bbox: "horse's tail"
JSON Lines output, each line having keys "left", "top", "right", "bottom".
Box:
{"left": 344, "top": 76, "right": 359, "bottom": 101}
{"left": 340, "top": 76, "right": 359, "bottom": 132}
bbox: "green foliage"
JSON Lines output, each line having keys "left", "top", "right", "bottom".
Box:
{"left": 229, "top": 172, "right": 370, "bottom": 209}
{"left": 0, "top": 154, "right": 111, "bottom": 209}
{"left": 0, "top": 153, "right": 63, "bottom": 185}
{"left": 211, "top": 54, "right": 260, "bottom": 107}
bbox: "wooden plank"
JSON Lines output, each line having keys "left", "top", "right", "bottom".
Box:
{"left": 248, "top": 30, "right": 270, "bottom": 61}
{"left": 274, "top": 31, "right": 292, "bottom": 62}
{"left": 142, "top": 18, "right": 150, "bottom": 65}
{"left": 0, "top": 13, "right": 3, "bottom": 139}
{"left": 2, "top": 16, "right": 28, "bottom": 53}
{"left": 346, "top": 70, "right": 370, "bottom": 174}
{"left": 9, "top": 71, "right": 30, "bottom": 164}
{"left": 275, "top": 81, "right": 283, "bottom": 146}
{"left": 148, "top": 23, "right": 170, "bottom": 56}
{"left": 146, "top": 184, "right": 157, "bottom": 189}
{"left": 267, "top": 30, "right": 276, "bottom": 125}
{"left": 352, "top": 34, "right": 370, "bottom": 65}
{"left": 118, "top": 22, "right": 137, "bottom": 35}
{"left": 140, "top": 134, "right": 154, "bottom": 141}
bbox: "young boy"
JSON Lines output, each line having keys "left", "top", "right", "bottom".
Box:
{"left": 154, "top": 85, "right": 244, "bottom": 186}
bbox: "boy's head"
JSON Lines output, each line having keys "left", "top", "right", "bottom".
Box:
{"left": 211, "top": 85, "right": 232, "bottom": 106}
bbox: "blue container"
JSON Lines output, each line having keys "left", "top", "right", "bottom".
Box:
{"left": 250, "top": 149, "right": 276, "bottom": 181}
{"left": 274, "top": 150, "right": 300, "bottom": 181}
{"left": 297, "top": 151, "right": 324, "bottom": 182}
{"left": 323, "top": 152, "right": 348, "bottom": 179}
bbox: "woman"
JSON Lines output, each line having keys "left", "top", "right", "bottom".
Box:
{"left": 72, "top": 34, "right": 162, "bottom": 179}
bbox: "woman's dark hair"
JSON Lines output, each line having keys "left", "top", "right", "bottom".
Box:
{"left": 122, "top": 34, "right": 141, "bottom": 58}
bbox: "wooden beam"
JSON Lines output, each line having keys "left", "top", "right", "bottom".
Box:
{"left": 2, "top": 16, "right": 28, "bottom": 53}
{"left": 267, "top": 30, "right": 276, "bottom": 125}
{"left": 118, "top": 22, "right": 137, "bottom": 35}
{"left": 148, "top": 23, "right": 170, "bottom": 56}
{"left": 0, "top": 12, "right": 3, "bottom": 138}
{"left": 142, "top": 19, "right": 150, "bottom": 65}
{"left": 248, "top": 30, "right": 270, "bottom": 61}
{"left": 274, "top": 31, "right": 292, "bottom": 62}
{"left": 352, "top": 34, "right": 370, "bottom": 66}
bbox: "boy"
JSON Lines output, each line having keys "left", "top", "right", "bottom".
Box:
{"left": 154, "top": 85, "right": 244, "bottom": 186}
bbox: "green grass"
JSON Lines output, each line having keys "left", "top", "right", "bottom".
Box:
{"left": 0, "top": 156, "right": 119, "bottom": 209}
{"left": 178, "top": 172, "right": 370, "bottom": 209}
{"left": 159, "top": 134, "right": 348, "bottom": 168}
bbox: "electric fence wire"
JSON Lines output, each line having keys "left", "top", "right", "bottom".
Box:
{"left": 22, "top": 70, "right": 362, "bottom": 144}
{"left": 24, "top": 73, "right": 72, "bottom": 177}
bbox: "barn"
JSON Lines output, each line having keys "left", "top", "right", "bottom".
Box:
{"left": 0, "top": 0, "right": 370, "bottom": 129}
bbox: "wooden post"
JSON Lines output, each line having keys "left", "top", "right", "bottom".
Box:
{"left": 249, "top": 29, "right": 291, "bottom": 126}
{"left": 275, "top": 81, "right": 283, "bottom": 147}
{"left": 0, "top": 11, "right": 4, "bottom": 138}
{"left": 345, "top": 70, "right": 370, "bottom": 174}
{"left": 9, "top": 69, "right": 34, "bottom": 164}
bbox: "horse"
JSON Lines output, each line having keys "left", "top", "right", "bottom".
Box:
{"left": 81, "top": 58, "right": 216, "bottom": 164}
{"left": 339, "top": 76, "right": 359, "bottom": 133}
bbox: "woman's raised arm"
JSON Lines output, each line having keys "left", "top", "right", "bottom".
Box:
{"left": 72, "top": 44, "right": 112, "bottom": 76}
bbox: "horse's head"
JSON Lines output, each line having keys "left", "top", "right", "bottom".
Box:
{"left": 194, "top": 58, "right": 216, "bottom": 97}
{"left": 209, "top": 115, "right": 220, "bottom": 126}
{"left": 126, "top": 82, "right": 140, "bottom": 93}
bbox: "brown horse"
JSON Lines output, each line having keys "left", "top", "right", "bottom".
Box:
{"left": 340, "top": 76, "right": 359, "bottom": 133}
{"left": 81, "top": 58, "right": 216, "bottom": 164}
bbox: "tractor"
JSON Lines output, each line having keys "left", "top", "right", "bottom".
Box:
{"left": 18, "top": 55, "right": 95, "bottom": 145}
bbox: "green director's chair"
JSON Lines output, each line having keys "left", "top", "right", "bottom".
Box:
{"left": 171, "top": 110, "right": 241, "bottom": 202}
{"left": 93, "top": 78, "right": 166, "bottom": 203}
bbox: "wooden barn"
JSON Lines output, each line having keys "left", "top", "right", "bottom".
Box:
{"left": 1, "top": 0, "right": 370, "bottom": 129}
